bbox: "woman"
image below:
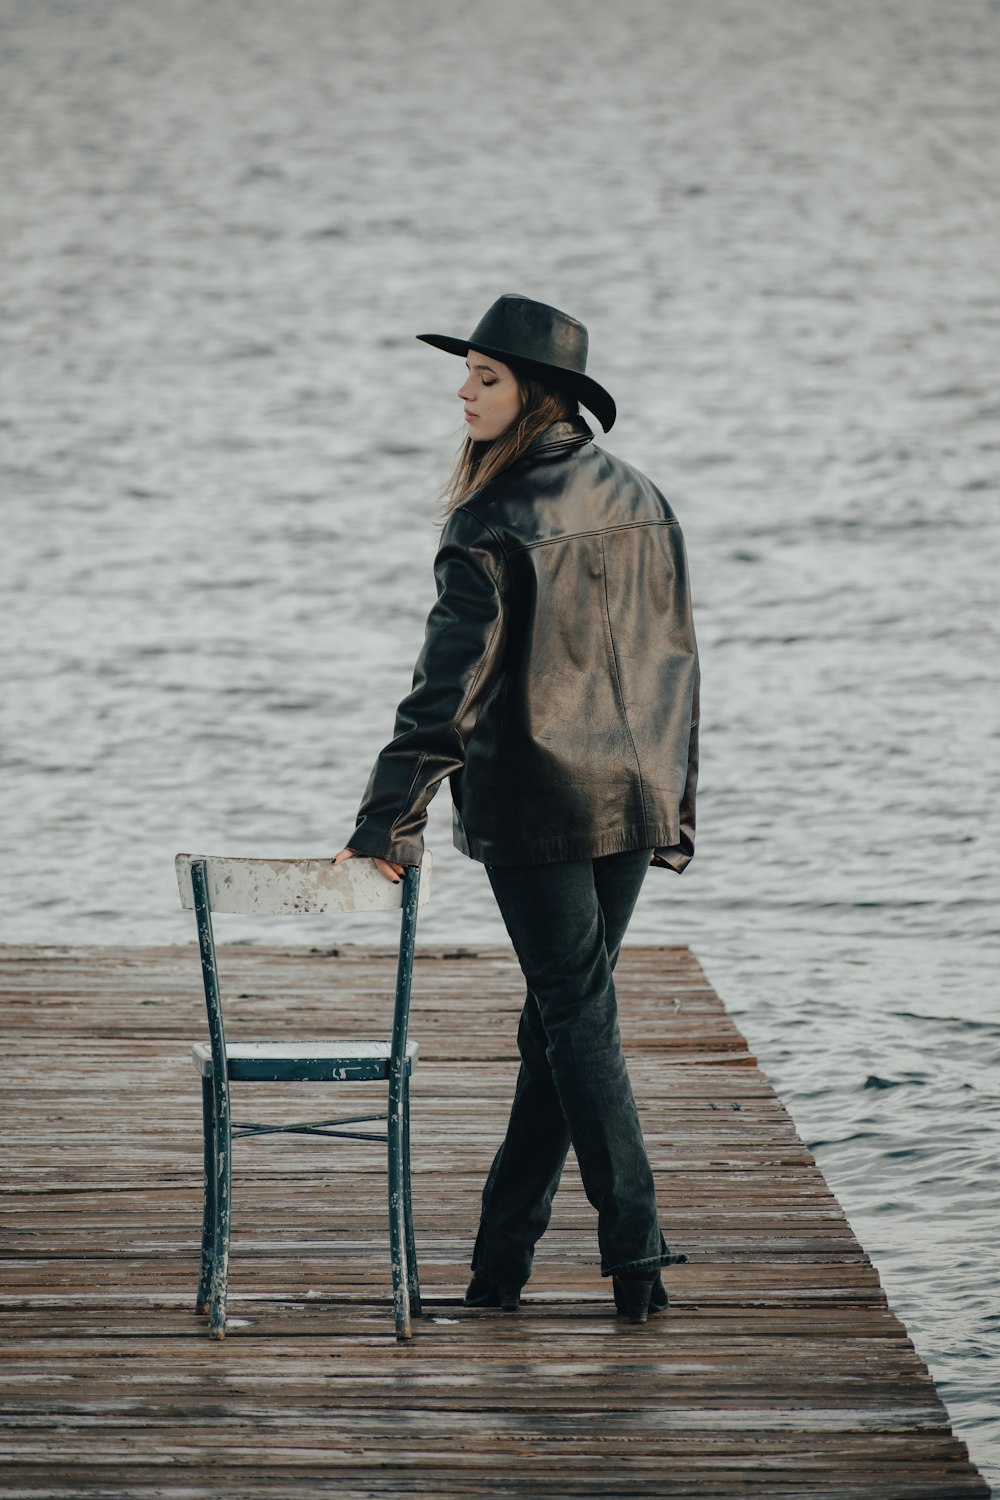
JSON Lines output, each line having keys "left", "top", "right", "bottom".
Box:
{"left": 334, "top": 294, "right": 699, "bottom": 1324}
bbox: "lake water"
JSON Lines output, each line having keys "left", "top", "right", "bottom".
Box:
{"left": 3, "top": 0, "right": 998, "bottom": 1485}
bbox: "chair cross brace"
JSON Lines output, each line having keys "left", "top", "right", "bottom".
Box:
{"left": 232, "top": 1114, "right": 388, "bottom": 1143}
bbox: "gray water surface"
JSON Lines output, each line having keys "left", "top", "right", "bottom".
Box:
{"left": 3, "top": 0, "right": 999, "bottom": 1485}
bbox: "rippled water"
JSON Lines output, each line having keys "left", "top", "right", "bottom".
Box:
{"left": 3, "top": 0, "right": 999, "bottom": 1485}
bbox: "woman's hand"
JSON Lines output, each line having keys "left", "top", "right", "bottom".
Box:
{"left": 333, "top": 847, "right": 406, "bottom": 884}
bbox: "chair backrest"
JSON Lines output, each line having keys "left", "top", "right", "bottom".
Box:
{"left": 175, "top": 852, "right": 432, "bottom": 915}
{"left": 175, "top": 854, "right": 431, "bottom": 1100}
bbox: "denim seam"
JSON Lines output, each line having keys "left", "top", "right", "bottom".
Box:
{"left": 601, "top": 1251, "right": 675, "bottom": 1277}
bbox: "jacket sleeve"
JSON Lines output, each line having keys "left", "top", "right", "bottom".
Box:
{"left": 652, "top": 666, "right": 699, "bottom": 874}
{"left": 348, "top": 508, "right": 508, "bottom": 866}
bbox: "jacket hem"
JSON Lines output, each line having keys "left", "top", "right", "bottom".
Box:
{"left": 453, "top": 818, "right": 690, "bottom": 868}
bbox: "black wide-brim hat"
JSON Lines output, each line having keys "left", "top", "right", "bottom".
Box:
{"left": 417, "top": 293, "right": 616, "bottom": 432}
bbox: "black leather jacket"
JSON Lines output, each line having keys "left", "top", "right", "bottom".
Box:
{"left": 350, "top": 420, "right": 699, "bottom": 871}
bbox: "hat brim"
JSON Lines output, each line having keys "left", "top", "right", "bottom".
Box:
{"left": 417, "top": 333, "right": 616, "bottom": 432}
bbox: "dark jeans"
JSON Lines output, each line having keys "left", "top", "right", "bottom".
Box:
{"left": 472, "top": 846, "right": 675, "bottom": 1284}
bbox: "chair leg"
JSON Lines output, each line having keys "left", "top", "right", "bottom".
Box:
{"left": 401, "top": 1076, "right": 421, "bottom": 1318}
{"left": 387, "top": 1085, "right": 412, "bottom": 1341}
{"left": 196, "top": 1077, "right": 216, "bottom": 1314}
{"left": 208, "top": 1082, "right": 232, "bottom": 1341}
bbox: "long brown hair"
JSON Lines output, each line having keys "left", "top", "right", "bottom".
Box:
{"left": 443, "top": 372, "right": 579, "bottom": 514}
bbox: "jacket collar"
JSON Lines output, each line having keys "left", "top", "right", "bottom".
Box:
{"left": 524, "top": 418, "right": 594, "bottom": 461}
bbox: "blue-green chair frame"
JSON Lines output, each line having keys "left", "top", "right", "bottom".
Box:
{"left": 178, "top": 854, "right": 424, "bottom": 1342}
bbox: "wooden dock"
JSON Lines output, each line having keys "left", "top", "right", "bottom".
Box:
{"left": 0, "top": 943, "right": 989, "bottom": 1499}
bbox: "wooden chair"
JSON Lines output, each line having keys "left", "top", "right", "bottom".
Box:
{"left": 174, "top": 852, "right": 431, "bottom": 1342}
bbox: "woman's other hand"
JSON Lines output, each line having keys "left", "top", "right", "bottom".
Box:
{"left": 333, "top": 847, "right": 406, "bottom": 884}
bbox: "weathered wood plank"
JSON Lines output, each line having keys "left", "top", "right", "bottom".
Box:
{"left": 0, "top": 943, "right": 988, "bottom": 1499}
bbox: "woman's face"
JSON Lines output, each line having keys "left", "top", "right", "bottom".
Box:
{"left": 457, "top": 350, "right": 522, "bottom": 441}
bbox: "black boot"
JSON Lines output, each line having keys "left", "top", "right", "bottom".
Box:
{"left": 464, "top": 1275, "right": 521, "bottom": 1312}
{"left": 612, "top": 1271, "right": 669, "bottom": 1323}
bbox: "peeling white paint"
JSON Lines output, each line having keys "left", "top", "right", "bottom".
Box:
{"left": 175, "top": 853, "right": 432, "bottom": 916}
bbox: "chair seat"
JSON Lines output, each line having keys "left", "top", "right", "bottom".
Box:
{"left": 191, "top": 1039, "right": 419, "bottom": 1082}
